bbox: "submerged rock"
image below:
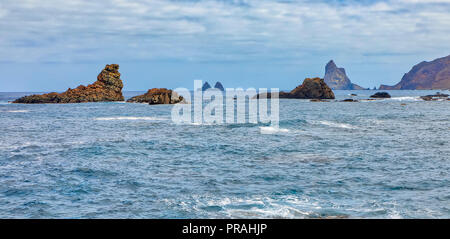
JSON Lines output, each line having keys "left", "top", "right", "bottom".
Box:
{"left": 13, "top": 64, "right": 124, "bottom": 103}
{"left": 370, "top": 92, "right": 391, "bottom": 98}
{"left": 256, "top": 78, "right": 335, "bottom": 99}
{"left": 127, "top": 88, "right": 184, "bottom": 104}
{"left": 340, "top": 99, "right": 359, "bottom": 102}
{"left": 310, "top": 99, "right": 330, "bottom": 102}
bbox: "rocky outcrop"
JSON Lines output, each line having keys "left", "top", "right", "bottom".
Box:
{"left": 202, "top": 82, "right": 211, "bottom": 91}
{"left": 214, "top": 82, "right": 225, "bottom": 91}
{"left": 420, "top": 92, "right": 449, "bottom": 101}
{"left": 370, "top": 92, "right": 391, "bottom": 98}
{"left": 256, "top": 78, "right": 335, "bottom": 99}
{"left": 127, "top": 88, "right": 184, "bottom": 105}
{"left": 380, "top": 55, "right": 450, "bottom": 90}
{"left": 324, "top": 60, "right": 365, "bottom": 90}
{"left": 13, "top": 64, "right": 124, "bottom": 103}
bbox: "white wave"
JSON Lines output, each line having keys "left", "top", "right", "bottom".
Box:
{"left": 174, "top": 195, "right": 320, "bottom": 219}
{"left": 94, "top": 116, "right": 167, "bottom": 121}
{"left": 260, "top": 126, "right": 290, "bottom": 134}
{"left": 387, "top": 96, "right": 421, "bottom": 101}
{"left": 5, "top": 110, "right": 29, "bottom": 113}
{"left": 316, "top": 121, "right": 357, "bottom": 129}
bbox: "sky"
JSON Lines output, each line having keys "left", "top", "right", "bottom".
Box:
{"left": 0, "top": 0, "right": 450, "bottom": 91}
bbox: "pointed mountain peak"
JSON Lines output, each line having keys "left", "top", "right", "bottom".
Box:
{"left": 326, "top": 60, "right": 337, "bottom": 71}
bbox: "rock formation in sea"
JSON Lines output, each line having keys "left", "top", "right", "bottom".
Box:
{"left": 420, "top": 92, "right": 449, "bottom": 101}
{"left": 379, "top": 55, "right": 450, "bottom": 90}
{"left": 202, "top": 82, "right": 212, "bottom": 91}
{"left": 256, "top": 78, "right": 335, "bottom": 99}
{"left": 324, "top": 60, "right": 365, "bottom": 90}
{"left": 127, "top": 88, "right": 184, "bottom": 104}
{"left": 13, "top": 64, "right": 124, "bottom": 103}
{"left": 214, "top": 82, "right": 225, "bottom": 91}
{"left": 370, "top": 92, "right": 391, "bottom": 98}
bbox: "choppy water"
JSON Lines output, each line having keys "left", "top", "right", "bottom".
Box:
{"left": 0, "top": 90, "right": 449, "bottom": 218}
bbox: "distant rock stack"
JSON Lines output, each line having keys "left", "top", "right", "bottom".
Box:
{"left": 202, "top": 82, "right": 212, "bottom": 91}
{"left": 201, "top": 81, "right": 225, "bottom": 91}
{"left": 255, "top": 78, "right": 335, "bottom": 99}
{"left": 214, "top": 82, "right": 225, "bottom": 91}
{"left": 380, "top": 55, "right": 450, "bottom": 90}
{"left": 127, "top": 88, "right": 184, "bottom": 105}
{"left": 324, "top": 60, "right": 365, "bottom": 90}
{"left": 13, "top": 64, "right": 124, "bottom": 103}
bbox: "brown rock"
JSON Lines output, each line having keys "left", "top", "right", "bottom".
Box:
{"left": 287, "top": 78, "right": 335, "bottom": 99}
{"left": 127, "top": 88, "right": 184, "bottom": 105}
{"left": 255, "top": 78, "right": 335, "bottom": 100}
{"left": 13, "top": 64, "right": 124, "bottom": 103}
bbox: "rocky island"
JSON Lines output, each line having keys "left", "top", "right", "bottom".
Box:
{"left": 127, "top": 88, "right": 184, "bottom": 104}
{"left": 13, "top": 64, "right": 124, "bottom": 103}
{"left": 379, "top": 55, "right": 450, "bottom": 90}
{"left": 256, "top": 77, "right": 335, "bottom": 99}
{"left": 370, "top": 92, "right": 391, "bottom": 98}
{"left": 324, "top": 60, "right": 365, "bottom": 90}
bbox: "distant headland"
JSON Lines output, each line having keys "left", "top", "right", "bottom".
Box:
{"left": 380, "top": 55, "right": 450, "bottom": 90}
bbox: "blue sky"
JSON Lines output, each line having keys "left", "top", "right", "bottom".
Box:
{"left": 0, "top": 0, "right": 449, "bottom": 91}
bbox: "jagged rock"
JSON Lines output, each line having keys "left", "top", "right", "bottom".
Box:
{"left": 255, "top": 78, "right": 335, "bottom": 99}
{"left": 127, "top": 88, "right": 184, "bottom": 105}
{"left": 324, "top": 60, "right": 365, "bottom": 90}
{"left": 13, "top": 64, "right": 124, "bottom": 103}
{"left": 214, "top": 82, "right": 225, "bottom": 91}
{"left": 370, "top": 92, "right": 391, "bottom": 98}
{"left": 420, "top": 92, "right": 449, "bottom": 101}
{"left": 380, "top": 55, "right": 450, "bottom": 90}
{"left": 288, "top": 78, "right": 335, "bottom": 99}
{"left": 202, "top": 82, "right": 211, "bottom": 91}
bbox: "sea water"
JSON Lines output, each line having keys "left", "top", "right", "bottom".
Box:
{"left": 0, "top": 90, "right": 449, "bottom": 218}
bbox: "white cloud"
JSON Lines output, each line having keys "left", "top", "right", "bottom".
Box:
{"left": 0, "top": 0, "right": 449, "bottom": 63}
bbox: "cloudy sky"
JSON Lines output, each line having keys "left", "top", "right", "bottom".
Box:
{"left": 0, "top": 0, "right": 449, "bottom": 91}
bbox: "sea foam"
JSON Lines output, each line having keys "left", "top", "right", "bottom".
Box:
{"left": 94, "top": 116, "right": 167, "bottom": 121}
{"left": 260, "top": 126, "right": 290, "bottom": 134}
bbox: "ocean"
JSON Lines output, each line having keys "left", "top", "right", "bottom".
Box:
{"left": 0, "top": 90, "right": 449, "bottom": 218}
